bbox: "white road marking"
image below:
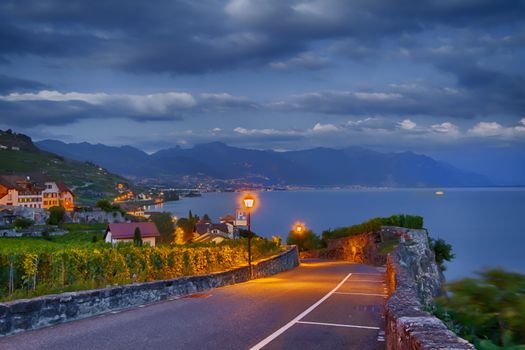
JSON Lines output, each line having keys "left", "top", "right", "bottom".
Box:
{"left": 249, "top": 272, "right": 353, "bottom": 350}
{"left": 345, "top": 279, "right": 384, "bottom": 283}
{"left": 296, "top": 320, "right": 380, "bottom": 330}
{"left": 333, "top": 292, "right": 387, "bottom": 297}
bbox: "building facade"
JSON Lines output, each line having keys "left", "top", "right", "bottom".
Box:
{"left": 0, "top": 176, "right": 75, "bottom": 211}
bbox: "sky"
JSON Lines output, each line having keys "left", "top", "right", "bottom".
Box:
{"left": 0, "top": 0, "right": 524, "bottom": 182}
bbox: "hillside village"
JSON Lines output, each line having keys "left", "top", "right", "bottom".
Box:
{"left": 0, "top": 130, "right": 243, "bottom": 245}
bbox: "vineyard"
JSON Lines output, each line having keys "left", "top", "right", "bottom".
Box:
{"left": 0, "top": 238, "right": 282, "bottom": 301}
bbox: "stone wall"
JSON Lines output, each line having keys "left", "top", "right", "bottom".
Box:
{"left": 301, "top": 231, "right": 385, "bottom": 265}
{"left": 385, "top": 229, "right": 474, "bottom": 350}
{"left": 0, "top": 246, "right": 299, "bottom": 337}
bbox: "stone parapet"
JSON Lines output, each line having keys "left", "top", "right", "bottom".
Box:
{"left": 385, "top": 229, "right": 474, "bottom": 350}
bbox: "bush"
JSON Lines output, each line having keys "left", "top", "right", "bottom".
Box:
{"left": 13, "top": 217, "right": 33, "bottom": 229}
{"left": 435, "top": 269, "right": 525, "bottom": 349}
{"left": 150, "top": 212, "right": 174, "bottom": 244}
{"left": 380, "top": 214, "right": 423, "bottom": 229}
{"left": 322, "top": 218, "right": 382, "bottom": 243}
{"left": 287, "top": 229, "right": 321, "bottom": 252}
{"left": 47, "top": 206, "right": 65, "bottom": 225}
{"left": 133, "top": 227, "right": 142, "bottom": 246}
{"left": 430, "top": 238, "right": 455, "bottom": 271}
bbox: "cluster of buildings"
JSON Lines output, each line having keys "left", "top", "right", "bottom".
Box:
{"left": 0, "top": 175, "right": 75, "bottom": 211}
{"left": 101, "top": 213, "right": 242, "bottom": 247}
{"left": 192, "top": 214, "right": 239, "bottom": 244}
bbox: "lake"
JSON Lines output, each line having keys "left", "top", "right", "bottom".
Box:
{"left": 148, "top": 188, "right": 525, "bottom": 281}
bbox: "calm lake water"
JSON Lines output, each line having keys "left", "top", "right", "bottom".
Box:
{"left": 149, "top": 188, "right": 525, "bottom": 281}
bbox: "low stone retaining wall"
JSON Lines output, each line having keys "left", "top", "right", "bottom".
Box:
{"left": 385, "top": 229, "right": 474, "bottom": 350}
{"left": 0, "top": 246, "right": 299, "bottom": 337}
{"left": 301, "top": 232, "right": 386, "bottom": 265}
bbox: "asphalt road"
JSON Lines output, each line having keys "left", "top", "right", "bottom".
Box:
{"left": 0, "top": 259, "right": 387, "bottom": 350}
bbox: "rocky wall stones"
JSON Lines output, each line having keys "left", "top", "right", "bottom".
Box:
{"left": 385, "top": 229, "right": 474, "bottom": 350}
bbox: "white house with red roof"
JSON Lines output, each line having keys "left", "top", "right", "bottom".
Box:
{"left": 104, "top": 222, "right": 160, "bottom": 247}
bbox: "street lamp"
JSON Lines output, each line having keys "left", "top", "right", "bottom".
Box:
{"left": 293, "top": 222, "right": 306, "bottom": 251}
{"left": 294, "top": 223, "right": 304, "bottom": 234}
{"left": 242, "top": 194, "right": 255, "bottom": 277}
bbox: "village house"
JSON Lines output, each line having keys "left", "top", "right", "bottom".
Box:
{"left": 0, "top": 175, "right": 75, "bottom": 211}
{"left": 104, "top": 222, "right": 160, "bottom": 247}
{"left": 193, "top": 216, "right": 238, "bottom": 244}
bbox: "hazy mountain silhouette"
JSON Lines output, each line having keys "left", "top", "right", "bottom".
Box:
{"left": 37, "top": 140, "right": 492, "bottom": 187}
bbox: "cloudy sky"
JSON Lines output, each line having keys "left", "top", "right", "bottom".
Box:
{"left": 0, "top": 0, "right": 524, "bottom": 181}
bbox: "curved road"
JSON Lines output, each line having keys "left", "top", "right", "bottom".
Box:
{"left": 0, "top": 260, "right": 387, "bottom": 350}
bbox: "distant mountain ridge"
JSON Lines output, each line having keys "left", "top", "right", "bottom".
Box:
{"left": 36, "top": 139, "right": 492, "bottom": 187}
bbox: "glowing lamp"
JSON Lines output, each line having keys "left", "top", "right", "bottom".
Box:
{"left": 243, "top": 195, "right": 255, "bottom": 209}
{"left": 294, "top": 223, "right": 305, "bottom": 234}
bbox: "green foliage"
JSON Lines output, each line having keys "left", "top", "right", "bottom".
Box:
{"left": 380, "top": 214, "right": 424, "bottom": 229}
{"left": 95, "top": 200, "right": 119, "bottom": 212}
{"left": 435, "top": 269, "right": 525, "bottom": 349}
{"left": 287, "top": 229, "right": 321, "bottom": 252}
{"left": 0, "top": 237, "right": 282, "bottom": 301}
{"left": 13, "top": 217, "right": 33, "bottom": 229}
{"left": 176, "top": 211, "right": 200, "bottom": 243}
{"left": 59, "top": 223, "right": 107, "bottom": 231}
{"left": 47, "top": 206, "right": 65, "bottom": 225}
{"left": 430, "top": 238, "right": 455, "bottom": 271}
{"left": 322, "top": 218, "right": 382, "bottom": 242}
{"left": 133, "top": 227, "right": 142, "bottom": 246}
{"left": 41, "top": 230, "right": 52, "bottom": 241}
{"left": 150, "top": 212, "right": 174, "bottom": 244}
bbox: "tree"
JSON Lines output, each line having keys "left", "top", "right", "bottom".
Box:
{"left": 95, "top": 199, "right": 113, "bottom": 212}
{"left": 177, "top": 217, "right": 195, "bottom": 243}
{"left": 202, "top": 213, "right": 211, "bottom": 222}
{"left": 13, "top": 217, "right": 33, "bottom": 229}
{"left": 174, "top": 227, "right": 186, "bottom": 244}
{"left": 430, "top": 238, "right": 455, "bottom": 271}
{"left": 435, "top": 269, "right": 525, "bottom": 348}
{"left": 133, "top": 227, "right": 142, "bottom": 246}
{"left": 287, "top": 229, "right": 321, "bottom": 252}
{"left": 47, "top": 206, "right": 65, "bottom": 225}
{"left": 151, "top": 212, "right": 175, "bottom": 244}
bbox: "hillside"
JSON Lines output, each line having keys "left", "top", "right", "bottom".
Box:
{"left": 0, "top": 130, "right": 130, "bottom": 204}
{"left": 37, "top": 139, "right": 492, "bottom": 187}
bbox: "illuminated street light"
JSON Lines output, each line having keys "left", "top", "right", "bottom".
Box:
{"left": 294, "top": 223, "right": 304, "bottom": 234}
{"left": 242, "top": 193, "right": 255, "bottom": 278}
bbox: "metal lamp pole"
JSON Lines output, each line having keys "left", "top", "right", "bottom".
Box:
{"left": 243, "top": 194, "right": 255, "bottom": 279}
{"left": 247, "top": 208, "right": 252, "bottom": 278}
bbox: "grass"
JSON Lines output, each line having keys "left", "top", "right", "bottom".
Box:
{"left": 0, "top": 223, "right": 107, "bottom": 250}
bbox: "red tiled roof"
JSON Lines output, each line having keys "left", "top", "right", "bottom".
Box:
{"left": 106, "top": 222, "right": 160, "bottom": 239}
{"left": 56, "top": 181, "right": 74, "bottom": 195}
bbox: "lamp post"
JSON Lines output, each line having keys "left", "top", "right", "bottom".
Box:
{"left": 294, "top": 223, "right": 305, "bottom": 251}
{"left": 243, "top": 194, "right": 255, "bottom": 278}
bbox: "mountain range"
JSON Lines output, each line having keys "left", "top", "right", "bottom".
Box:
{"left": 36, "top": 140, "right": 492, "bottom": 187}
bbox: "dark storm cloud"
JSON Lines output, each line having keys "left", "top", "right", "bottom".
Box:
{"left": 0, "top": 74, "right": 47, "bottom": 93}
{"left": 1, "top": 0, "right": 524, "bottom": 74}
